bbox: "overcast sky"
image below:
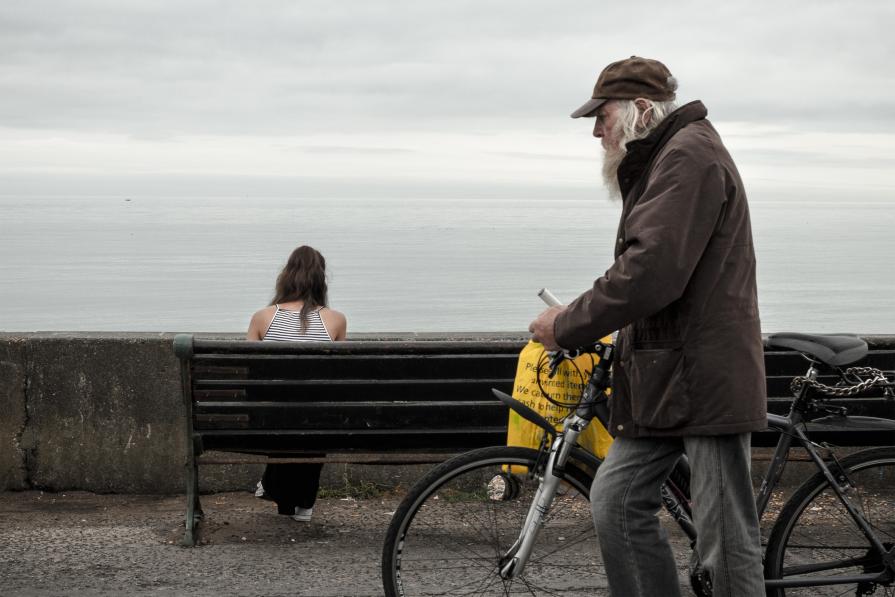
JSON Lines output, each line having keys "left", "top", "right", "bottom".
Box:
{"left": 2, "top": 0, "right": 894, "bottom": 199}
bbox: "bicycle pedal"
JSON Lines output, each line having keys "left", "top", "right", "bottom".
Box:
{"left": 688, "top": 553, "right": 713, "bottom": 597}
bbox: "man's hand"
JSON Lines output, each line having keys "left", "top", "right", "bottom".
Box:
{"left": 528, "top": 305, "right": 565, "bottom": 351}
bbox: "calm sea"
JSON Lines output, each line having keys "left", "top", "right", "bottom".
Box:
{"left": 1, "top": 191, "right": 893, "bottom": 334}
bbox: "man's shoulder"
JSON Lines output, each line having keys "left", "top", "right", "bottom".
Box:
{"left": 669, "top": 118, "right": 721, "bottom": 148}
{"left": 658, "top": 119, "right": 728, "bottom": 167}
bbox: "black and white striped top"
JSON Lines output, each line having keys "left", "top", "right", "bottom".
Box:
{"left": 263, "top": 305, "right": 333, "bottom": 342}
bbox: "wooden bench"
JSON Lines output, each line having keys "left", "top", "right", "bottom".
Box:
{"left": 174, "top": 334, "right": 894, "bottom": 545}
{"left": 173, "top": 334, "right": 523, "bottom": 545}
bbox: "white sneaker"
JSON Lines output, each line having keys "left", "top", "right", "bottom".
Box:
{"left": 293, "top": 507, "right": 313, "bottom": 522}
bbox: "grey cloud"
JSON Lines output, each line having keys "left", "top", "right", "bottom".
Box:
{"left": 732, "top": 147, "right": 895, "bottom": 170}
{"left": 489, "top": 151, "right": 593, "bottom": 163}
{"left": 297, "top": 145, "right": 414, "bottom": 155}
{"left": 1, "top": 0, "right": 894, "bottom": 138}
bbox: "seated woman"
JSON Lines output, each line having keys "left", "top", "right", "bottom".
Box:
{"left": 247, "top": 245, "right": 347, "bottom": 522}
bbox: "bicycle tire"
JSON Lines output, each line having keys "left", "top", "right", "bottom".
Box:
{"left": 764, "top": 446, "right": 895, "bottom": 596}
{"left": 381, "top": 446, "right": 601, "bottom": 596}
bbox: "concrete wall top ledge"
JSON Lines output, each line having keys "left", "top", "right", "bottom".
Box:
{"left": 3, "top": 331, "right": 894, "bottom": 345}
{"left": 0, "top": 331, "right": 534, "bottom": 342}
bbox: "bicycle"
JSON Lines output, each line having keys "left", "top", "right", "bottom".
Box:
{"left": 381, "top": 332, "right": 895, "bottom": 596}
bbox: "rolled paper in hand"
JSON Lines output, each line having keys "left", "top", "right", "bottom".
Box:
{"left": 537, "top": 288, "right": 562, "bottom": 307}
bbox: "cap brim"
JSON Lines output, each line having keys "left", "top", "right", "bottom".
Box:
{"left": 570, "top": 97, "right": 607, "bottom": 119}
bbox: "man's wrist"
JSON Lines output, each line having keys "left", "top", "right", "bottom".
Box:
{"left": 552, "top": 307, "right": 566, "bottom": 349}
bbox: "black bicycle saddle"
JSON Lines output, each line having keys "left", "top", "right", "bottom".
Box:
{"left": 766, "top": 333, "right": 868, "bottom": 367}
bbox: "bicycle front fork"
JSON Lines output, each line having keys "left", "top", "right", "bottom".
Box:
{"left": 499, "top": 416, "right": 587, "bottom": 579}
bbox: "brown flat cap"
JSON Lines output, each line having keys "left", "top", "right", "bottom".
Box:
{"left": 571, "top": 56, "right": 677, "bottom": 118}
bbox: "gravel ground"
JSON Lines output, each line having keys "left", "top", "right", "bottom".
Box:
{"left": 0, "top": 490, "right": 401, "bottom": 597}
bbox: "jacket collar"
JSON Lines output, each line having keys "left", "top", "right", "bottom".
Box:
{"left": 617, "top": 100, "right": 708, "bottom": 198}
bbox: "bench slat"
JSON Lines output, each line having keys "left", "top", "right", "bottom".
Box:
{"left": 194, "top": 377, "right": 512, "bottom": 387}
{"left": 199, "top": 427, "right": 508, "bottom": 453}
{"left": 190, "top": 339, "right": 527, "bottom": 355}
{"left": 194, "top": 401, "right": 505, "bottom": 430}
{"left": 194, "top": 353, "right": 522, "bottom": 361}
{"left": 192, "top": 358, "right": 519, "bottom": 380}
{"left": 193, "top": 382, "right": 514, "bottom": 403}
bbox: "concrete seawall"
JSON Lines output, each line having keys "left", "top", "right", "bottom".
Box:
{"left": 2, "top": 332, "right": 893, "bottom": 494}
{"left": 1, "top": 333, "right": 189, "bottom": 493}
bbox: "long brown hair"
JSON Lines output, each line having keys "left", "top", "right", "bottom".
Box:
{"left": 271, "top": 245, "right": 328, "bottom": 334}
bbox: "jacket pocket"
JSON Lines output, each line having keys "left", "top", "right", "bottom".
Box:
{"left": 627, "top": 347, "right": 689, "bottom": 429}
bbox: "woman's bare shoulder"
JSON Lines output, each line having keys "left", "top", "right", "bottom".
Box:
{"left": 252, "top": 305, "right": 278, "bottom": 321}
{"left": 321, "top": 306, "right": 345, "bottom": 318}
{"left": 320, "top": 307, "right": 347, "bottom": 340}
{"left": 247, "top": 305, "right": 277, "bottom": 340}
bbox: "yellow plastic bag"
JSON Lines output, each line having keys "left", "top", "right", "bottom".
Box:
{"left": 506, "top": 339, "right": 613, "bottom": 460}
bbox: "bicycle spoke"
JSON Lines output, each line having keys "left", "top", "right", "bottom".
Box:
{"left": 515, "top": 576, "right": 564, "bottom": 597}
{"left": 406, "top": 500, "right": 513, "bottom": 568}
{"left": 383, "top": 447, "right": 607, "bottom": 596}
{"left": 515, "top": 576, "right": 537, "bottom": 597}
{"left": 487, "top": 494, "right": 504, "bottom": 561}
{"left": 528, "top": 527, "right": 597, "bottom": 562}
{"left": 401, "top": 527, "right": 499, "bottom": 576}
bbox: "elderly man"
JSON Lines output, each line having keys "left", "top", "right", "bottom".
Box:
{"left": 529, "top": 56, "right": 766, "bottom": 596}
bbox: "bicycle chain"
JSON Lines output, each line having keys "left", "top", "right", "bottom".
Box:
{"left": 790, "top": 367, "right": 888, "bottom": 397}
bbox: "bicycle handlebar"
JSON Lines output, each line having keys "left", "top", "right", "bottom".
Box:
{"left": 538, "top": 289, "right": 614, "bottom": 377}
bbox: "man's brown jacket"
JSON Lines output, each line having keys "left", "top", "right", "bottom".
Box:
{"left": 555, "top": 100, "right": 767, "bottom": 437}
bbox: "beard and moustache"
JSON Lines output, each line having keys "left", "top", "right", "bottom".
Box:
{"left": 601, "top": 108, "right": 655, "bottom": 201}
{"left": 601, "top": 141, "right": 627, "bottom": 201}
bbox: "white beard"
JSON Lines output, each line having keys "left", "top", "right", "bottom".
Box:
{"left": 601, "top": 144, "right": 626, "bottom": 201}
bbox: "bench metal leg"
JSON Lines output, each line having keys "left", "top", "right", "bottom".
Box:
{"left": 181, "top": 441, "right": 204, "bottom": 546}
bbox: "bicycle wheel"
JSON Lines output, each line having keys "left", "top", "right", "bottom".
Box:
{"left": 381, "top": 446, "right": 602, "bottom": 596}
{"left": 764, "top": 446, "right": 895, "bottom": 596}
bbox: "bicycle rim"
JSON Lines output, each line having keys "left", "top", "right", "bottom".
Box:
{"left": 764, "top": 446, "right": 895, "bottom": 597}
{"left": 382, "top": 446, "right": 603, "bottom": 596}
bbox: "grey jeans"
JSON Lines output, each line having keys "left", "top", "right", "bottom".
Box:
{"left": 590, "top": 433, "right": 764, "bottom": 597}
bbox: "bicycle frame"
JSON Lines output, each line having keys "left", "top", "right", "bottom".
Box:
{"left": 498, "top": 412, "right": 591, "bottom": 578}
{"left": 498, "top": 342, "right": 614, "bottom": 579}
{"left": 758, "top": 363, "right": 895, "bottom": 590}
